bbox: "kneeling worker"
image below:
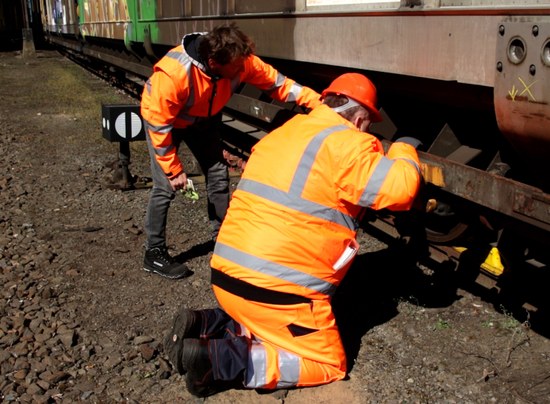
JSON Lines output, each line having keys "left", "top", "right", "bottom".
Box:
{"left": 164, "top": 73, "right": 423, "bottom": 396}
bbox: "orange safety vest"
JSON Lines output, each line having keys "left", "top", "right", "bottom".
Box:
{"left": 140, "top": 32, "right": 321, "bottom": 178}
{"left": 210, "top": 104, "right": 421, "bottom": 388}
{"left": 211, "top": 104, "right": 421, "bottom": 301}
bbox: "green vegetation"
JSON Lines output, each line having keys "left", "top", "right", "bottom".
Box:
{"left": 433, "top": 317, "right": 450, "bottom": 331}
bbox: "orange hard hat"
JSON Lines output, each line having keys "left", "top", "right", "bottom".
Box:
{"left": 321, "top": 73, "right": 382, "bottom": 122}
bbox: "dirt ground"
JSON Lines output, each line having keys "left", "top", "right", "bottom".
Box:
{"left": 1, "top": 50, "right": 549, "bottom": 403}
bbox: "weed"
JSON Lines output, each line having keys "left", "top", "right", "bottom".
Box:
{"left": 499, "top": 305, "right": 521, "bottom": 330}
{"left": 433, "top": 317, "right": 450, "bottom": 330}
{"left": 481, "top": 320, "right": 495, "bottom": 328}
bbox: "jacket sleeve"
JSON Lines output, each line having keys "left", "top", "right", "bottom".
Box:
{"left": 142, "top": 69, "right": 189, "bottom": 178}
{"left": 338, "top": 135, "right": 422, "bottom": 211}
{"left": 374, "top": 139, "right": 422, "bottom": 211}
{"left": 242, "top": 55, "right": 322, "bottom": 109}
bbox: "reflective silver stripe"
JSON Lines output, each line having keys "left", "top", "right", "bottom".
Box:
{"left": 183, "top": 61, "right": 195, "bottom": 111}
{"left": 263, "top": 72, "right": 286, "bottom": 92}
{"left": 175, "top": 111, "right": 196, "bottom": 124}
{"left": 153, "top": 144, "right": 175, "bottom": 156}
{"left": 144, "top": 120, "right": 172, "bottom": 134}
{"left": 285, "top": 82, "right": 303, "bottom": 103}
{"left": 245, "top": 342, "right": 267, "bottom": 388}
{"left": 359, "top": 156, "right": 394, "bottom": 207}
{"left": 277, "top": 350, "right": 300, "bottom": 388}
{"left": 239, "top": 125, "right": 356, "bottom": 230}
{"left": 166, "top": 48, "right": 197, "bottom": 119}
{"left": 290, "top": 125, "right": 347, "bottom": 194}
{"left": 238, "top": 179, "right": 356, "bottom": 230}
{"left": 245, "top": 343, "right": 300, "bottom": 388}
{"left": 214, "top": 242, "right": 337, "bottom": 296}
{"left": 220, "top": 125, "right": 355, "bottom": 297}
{"left": 397, "top": 157, "right": 420, "bottom": 174}
{"left": 146, "top": 79, "right": 151, "bottom": 94}
{"left": 143, "top": 120, "right": 176, "bottom": 156}
{"left": 275, "top": 72, "right": 286, "bottom": 87}
{"left": 165, "top": 49, "right": 188, "bottom": 66}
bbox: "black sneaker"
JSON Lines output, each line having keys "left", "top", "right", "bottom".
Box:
{"left": 163, "top": 308, "right": 201, "bottom": 374}
{"left": 143, "top": 247, "right": 192, "bottom": 279}
{"left": 182, "top": 339, "right": 218, "bottom": 397}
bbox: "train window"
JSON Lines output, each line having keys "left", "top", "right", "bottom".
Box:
{"left": 305, "top": 0, "right": 397, "bottom": 11}
{"left": 235, "top": 1, "right": 296, "bottom": 13}
{"left": 440, "top": 0, "right": 545, "bottom": 6}
{"left": 308, "top": 0, "right": 395, "bottom": 3}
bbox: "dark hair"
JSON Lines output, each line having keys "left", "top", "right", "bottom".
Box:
{"left": 198, "top": 23, "right": 256, "bottom": 65}
{"left": 323, "top": 94, "right": 364, "bottom": 121}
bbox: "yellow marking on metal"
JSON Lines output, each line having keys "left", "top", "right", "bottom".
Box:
{"left": 518, "top": 77, "right": 537, "bottom": 102}
{"left": 508, "top": 84, "right": 518, "bottom": 101}
{"left": 420, "top": 162, "right": 445, "bottom": 187}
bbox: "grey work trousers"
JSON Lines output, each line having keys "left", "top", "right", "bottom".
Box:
{"left": 144, "top": 117, "right": 229, "bottom": 249}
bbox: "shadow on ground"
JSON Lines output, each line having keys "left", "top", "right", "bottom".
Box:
{"left": 333, "top": 240, "right": 460, "bottom": 373}
{"left": 333, "top": 235, "right": 550, "bottom": 373}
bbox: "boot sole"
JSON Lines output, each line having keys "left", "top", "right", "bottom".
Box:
{"left": 143, "top": 266, "right": 193, "bottom": 280}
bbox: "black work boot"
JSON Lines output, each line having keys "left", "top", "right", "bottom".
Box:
{"left": 143, "top": 247, "right": 192, "bottom": 279}
{"left": 163, "top": 308, "right": 201, "bottom": 374}
{"left": 183, "top": 338, "right": 218, "bottom": 397}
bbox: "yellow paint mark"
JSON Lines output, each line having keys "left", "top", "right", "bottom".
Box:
{"left": 508, "top": 84, "right": 518, "bottom": 101}
{"left": 517, "top": 76, "right": 537, "bottom": 102}
{"left": 420, "top": 163, "right": 445, "bottom": 187}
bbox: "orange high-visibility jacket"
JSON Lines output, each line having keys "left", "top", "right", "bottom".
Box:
{"left": 140, "top": 32, "right": 321, "bottom": 178}
{"left": 211, "top": 104, "right": 421, "bottom": 301}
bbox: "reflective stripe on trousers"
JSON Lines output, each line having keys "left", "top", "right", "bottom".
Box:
{"left": 213, "top": 285, "right": 347, "bottom": 389}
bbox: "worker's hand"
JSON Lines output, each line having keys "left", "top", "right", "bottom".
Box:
{"left": 169, "top": 172, "right": 188, "bottom": 191}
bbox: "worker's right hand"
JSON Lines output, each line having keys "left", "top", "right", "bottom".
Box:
{"left": 169, "top": 172, "right": 188, "bottom": 191}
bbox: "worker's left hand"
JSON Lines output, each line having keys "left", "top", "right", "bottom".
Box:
{"left": 169, "top": 172, "right": 188, "bottom": 191}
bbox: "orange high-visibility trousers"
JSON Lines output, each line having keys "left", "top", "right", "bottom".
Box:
{"left": 213, "top": 285, "right": 346, "bottom": 389}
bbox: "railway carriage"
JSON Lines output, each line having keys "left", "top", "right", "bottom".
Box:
{"left": 40, "top": 0, "right": 550, "bottom": 317}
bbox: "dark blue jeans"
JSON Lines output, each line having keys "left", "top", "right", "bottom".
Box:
{"left": 197, "top": 308, "right": 250, "bottom": 383}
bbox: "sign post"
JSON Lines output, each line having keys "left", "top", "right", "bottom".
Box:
{"left": 102, "top": 105, "right": 146, "bottom": 189}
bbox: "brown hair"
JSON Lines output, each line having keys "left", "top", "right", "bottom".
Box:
{"left": 199, "top": 23, "right": 256, "bottom": 65}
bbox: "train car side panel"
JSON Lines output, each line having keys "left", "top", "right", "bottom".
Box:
{"left": 494, "top": 17, "right": 550, "bottom": 180}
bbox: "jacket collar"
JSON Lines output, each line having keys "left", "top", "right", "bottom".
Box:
{"left": 309, "top": 104, "right": 358, "bottom": 131}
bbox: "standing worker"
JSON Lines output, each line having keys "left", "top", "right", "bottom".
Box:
{"left": 163, "top": 73, "right": 423, "bottom": 396}
{"left": 140, "top": 23, "right": 321, "bottom": 279}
